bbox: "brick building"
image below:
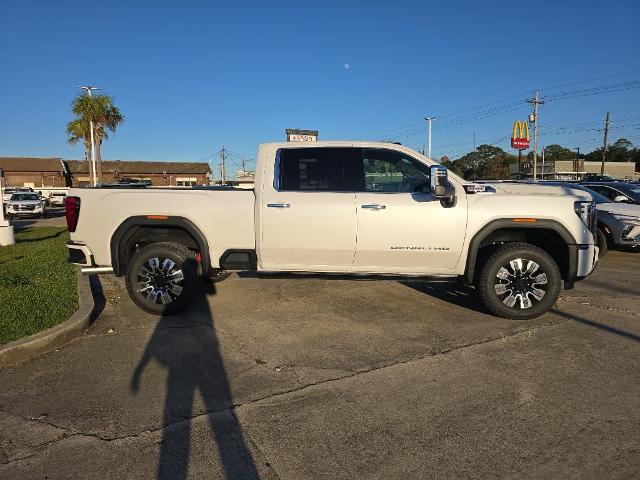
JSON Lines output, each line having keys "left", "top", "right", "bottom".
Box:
{"left": 0, "top": 157, "right": 70, "bottom": 188}
{"left": 67, "top": 160, "right": 211, "bottom": 187}
{"left": 0, "top": 157, "right": 211, "bottom": 188}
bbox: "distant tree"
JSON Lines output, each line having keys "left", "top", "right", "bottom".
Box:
{"left": 544, "top": 144, "right": 575, "bottom": 162}
{"left": 67, "top": 92, "right": 124, "bottom": 184}
{"left": 452, "top": 145, "right": 516, "bottom": 180}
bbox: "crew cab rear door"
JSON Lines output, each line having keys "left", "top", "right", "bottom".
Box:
{"left": 353, "top": 147, "right": 467, "bottom": 273}
{"left": 258, "top": 147, "right": 358, "bottom": 271}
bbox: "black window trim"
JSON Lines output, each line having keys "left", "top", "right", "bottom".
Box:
{"left": 273, "top": 146, "right": 359, "bottom": 193}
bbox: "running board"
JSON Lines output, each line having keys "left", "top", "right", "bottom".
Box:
{"left": 81, "top": 267, "right": 114, "bottom": 275}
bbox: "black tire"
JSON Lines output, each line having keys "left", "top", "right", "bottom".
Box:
{"left": 125, "top": 242, "right": 197, "bottom": 315}
{"left": 477, "top": 242, "right": 561, "bottom": 320}
{"left": 595, "top": 228, "right": 608, "bottom": 257}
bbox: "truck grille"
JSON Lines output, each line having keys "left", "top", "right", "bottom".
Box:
{"left": 16, "top": 205, "right": 36, "bottom": 211}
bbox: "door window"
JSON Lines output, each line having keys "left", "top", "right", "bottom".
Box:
{"left": 277, "top": 148, "right": 356, "bottom": 192}
{"left": 587, "top": 185, "right": 618, "bottom": 201}
{"left": 360, "top": 149, "right": 431, "bottom": 193}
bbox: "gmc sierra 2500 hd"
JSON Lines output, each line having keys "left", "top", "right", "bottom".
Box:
{"left": 66, "top": 142, "right": 598, "bottom": 319}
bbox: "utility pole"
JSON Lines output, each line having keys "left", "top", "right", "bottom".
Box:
{"left": 526, "top": 91, "right": 545, "bottom": 181}
{"left": 574, "top": 147, "right": 581, "bottom": 180}
{"left": 424, "top": 116, "right": 435, "bottom": 158}
{"left": 541, "top": 146, "right": 545, "bottom": 180}
{"left": 220, "top": 146, "right": 227, "bottom": 186}
{"left": 600, "top": 111, "right": 611, "bottom": 175}
{"left": 77, "top": 85, "right": 101, "bottom": 186}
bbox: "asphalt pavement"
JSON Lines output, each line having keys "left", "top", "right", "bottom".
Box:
{"left": 8, "top": 207, "right": 67, "bottom": 230}
{"left": 0, "top": 250, "right": 638, "bottom": 479}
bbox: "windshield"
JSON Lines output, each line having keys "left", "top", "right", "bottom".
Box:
{"left": 11, "top": 193, "right": 40, "bottom": 201}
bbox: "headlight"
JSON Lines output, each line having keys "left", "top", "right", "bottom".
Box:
{"left": 612, "top": 213, "right": 640, "bottom": 225}
{"left": 574, "top": 201, "right": 596, "bottom": 231}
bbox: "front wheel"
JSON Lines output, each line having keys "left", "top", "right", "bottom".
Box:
{"left": 125, "top": 242, "right": 197, "bottom": 315}
{"left": 477, "top": 243, "right": 561, "bottom": 320}
{"left": 595, "top": 228, "right": 608, "bottom": 257}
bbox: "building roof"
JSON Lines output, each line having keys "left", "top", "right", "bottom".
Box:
{"left": 0, "top": 157, "right": 64, "bottom": 172}
{"left": 67, "top": 160, "right": 212, "bottom": 175}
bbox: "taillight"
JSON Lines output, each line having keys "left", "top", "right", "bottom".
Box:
{"left": 65, "top": 196, "right": 81, "bottom": 232}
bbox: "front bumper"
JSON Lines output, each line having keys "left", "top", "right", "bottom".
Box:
{"left": 565, "top": 243, "right": 598, "bottom": 289}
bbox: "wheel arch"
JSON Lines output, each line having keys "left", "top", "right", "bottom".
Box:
{"left": 110, "top": 216, "right": 211, "bottom": 276}
{"left": 463, "top": 219, "right": 577, "bottom": 285}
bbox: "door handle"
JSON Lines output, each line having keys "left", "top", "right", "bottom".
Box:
{"left": 361, "top": 204, "right": 386, "bottom": 210}
{"left": 267, "top": 203, "right": 290, "bottom": 208}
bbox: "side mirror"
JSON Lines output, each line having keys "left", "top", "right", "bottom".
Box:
{"left": 614, "top": 195, "right": 629, "bottom": 203}
{"left": 430, "top": 165, "right": 456, "bottom": 207}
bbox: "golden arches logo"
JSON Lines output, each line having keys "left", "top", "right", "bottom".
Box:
{"left": 511, "top": 120, "right": 530, "bottom": 149}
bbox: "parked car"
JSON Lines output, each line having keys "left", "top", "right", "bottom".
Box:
{"left": 580, "top": 175, "right": 615, "bottom": 182}
{"left": 49, "top": 191, "right": 68, "bottom": 206}
{"left": 580, "top": 181, "right": 640, "bottom": 205}
{"left": 2, "top": 187, "right": 32, "bottom": 203}
{"left": 65, "top": 141, "right": 598, "bottom": 320}
{"left": 542, "top": 182, "right": 640, "bottom": 255}
{"left": 5, "top": 192, "right": 48, "bottom": 218}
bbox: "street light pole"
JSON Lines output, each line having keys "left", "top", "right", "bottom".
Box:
{"left": 77, "top": 85, "right": 101, "bottom": 187}
{"left": 425, "top": 116, "right": 435, "bottom": 158}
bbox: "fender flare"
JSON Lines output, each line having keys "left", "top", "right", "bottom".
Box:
{"left": 463, "top": 218, "right": 577, "bottom": 284}
{"left": 110, "top": 216, "right": 211, "bottom": 276}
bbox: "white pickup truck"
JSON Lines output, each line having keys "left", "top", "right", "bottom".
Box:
{"left": 66, "top": 142, "right": 598, "bottom": 319}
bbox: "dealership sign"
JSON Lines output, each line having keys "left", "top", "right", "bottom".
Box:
{"left": 511, "top": 120, "right": 530, "bottom": 150}
{"left": 286, "top": 128, "right": 318, "bottom": 142}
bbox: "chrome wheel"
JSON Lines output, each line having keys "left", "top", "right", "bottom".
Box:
{"left": 136, "top": 257, "right": 185, "bottom": 305}
{"left": 494, "top": 258, "right": 548, "bottom": 310}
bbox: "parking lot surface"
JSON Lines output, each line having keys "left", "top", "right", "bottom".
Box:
{"left": 0, "top": 251, "right": 638, "bottom": 479}
{"left": 8, "top": 207, "right": 67, "bottom": 230}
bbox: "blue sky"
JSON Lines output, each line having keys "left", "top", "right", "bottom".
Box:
{"left": 1, "top": 0, "right": 639, "bottom": 172}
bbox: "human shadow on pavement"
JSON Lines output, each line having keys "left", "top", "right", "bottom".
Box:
{"left": 551, "top": 308, "right": 640, "bottom": 343}
{"left": 402, "top": 280, "right": 489, "bottom": 314}
{"left": 130, "top": 263, "right": 260, "bottom": 480}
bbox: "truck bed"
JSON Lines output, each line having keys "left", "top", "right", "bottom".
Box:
{"left": 69, "top": 187, "right": 256, "bottom": 268}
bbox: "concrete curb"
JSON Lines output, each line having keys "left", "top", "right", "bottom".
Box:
{"left": 0, "top": 269, "right": 103, "bottom": 368}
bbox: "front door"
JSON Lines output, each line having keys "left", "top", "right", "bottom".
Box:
{"left": 259, "top": 147, "right": 358, "bottom": 271}
{"left": 353, "top": 148, "right": 467, "bottom": 274}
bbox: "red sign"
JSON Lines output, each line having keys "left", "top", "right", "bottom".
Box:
{"left": 511, "top": 120, "right": 530, "bottom": 150}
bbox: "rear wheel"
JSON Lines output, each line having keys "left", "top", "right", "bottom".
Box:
{"left": 477, "top": 243, "right": 561, "bottom": 320}
{"left": 595, "top": 227, "right": 608, "bottom": 257}
{"left": 125, "top": 242, "right": 197, "bottom": 315}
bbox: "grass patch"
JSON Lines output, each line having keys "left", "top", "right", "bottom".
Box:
{"left": 0, "top": 227, "right": 78, "bottom": 345}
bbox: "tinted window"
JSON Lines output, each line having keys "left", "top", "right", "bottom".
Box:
{"left": 587, "top": 185, "right": 617, "bottom": 200}
{"left": 278, "top": 148, "right": 356, "bottom": 191}
{"left": 361, "top": 149, "right": 431, "bottom": 193}
{"left": 617, "top": 184, "right": 640, "bottom": 201}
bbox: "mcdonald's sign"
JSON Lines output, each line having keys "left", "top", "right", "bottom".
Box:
{"left": 511, "top": 120, "right": 530, "bottom": 150}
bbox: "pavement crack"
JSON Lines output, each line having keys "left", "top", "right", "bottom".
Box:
{"left": 0, "top": 317, "right": 567, "bottom": 469}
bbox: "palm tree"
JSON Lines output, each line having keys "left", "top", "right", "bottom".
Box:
{"left": 66, "top": 93, "right": 124, "bottom": 184}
